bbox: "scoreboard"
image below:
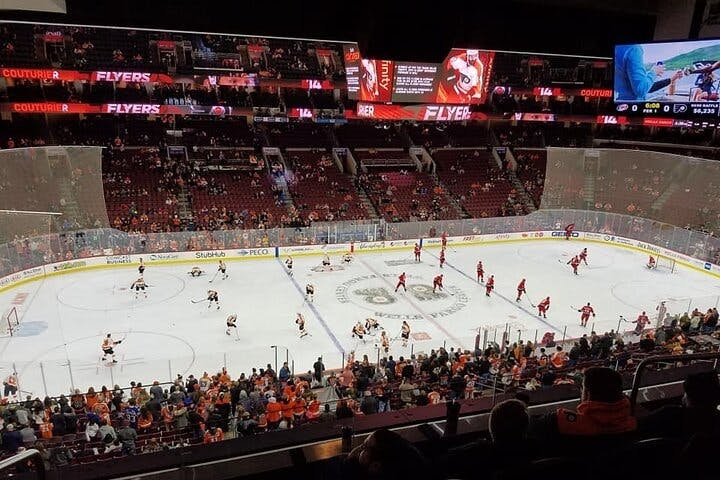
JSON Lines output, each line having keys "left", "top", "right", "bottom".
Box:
{"left": 617, "top": 101, "right": 720, "bottom": 118}
{"left": 614, "top": 39, "right": 720, "bottom": 120}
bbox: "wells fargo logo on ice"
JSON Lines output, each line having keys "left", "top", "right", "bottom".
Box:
{"left": 53, "top": 260, "right": 87, "bottom": 272}
{"left": 335, "top": 274, "right": 468, "bottom": 320}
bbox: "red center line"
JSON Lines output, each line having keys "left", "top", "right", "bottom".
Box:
{"left": 356, "top": 256, "right": 466, "bottom": 349}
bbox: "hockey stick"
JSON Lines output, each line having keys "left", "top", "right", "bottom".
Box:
{"left": 119, "top": 328, "right": 133, "bottom": 343}
{"left": 209, "top": 270, "right": 219, "bottom": 283}
{"left": 191, "top": 298, "right": 208, "bottom": 304}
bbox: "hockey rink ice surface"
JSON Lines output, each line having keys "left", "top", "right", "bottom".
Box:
{"left": 1, "top": 240, "right": 719, "bottom": 398}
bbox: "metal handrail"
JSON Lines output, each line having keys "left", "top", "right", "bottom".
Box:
{"left": 0, "top": 448, "right": 46, "bottom": 480}
{"left": 629, "top": 352, "right": 720, "bottom": 414}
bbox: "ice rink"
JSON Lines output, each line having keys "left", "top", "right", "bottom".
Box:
{"left": 1, "top": 239, "right": 718, "bottom": 399}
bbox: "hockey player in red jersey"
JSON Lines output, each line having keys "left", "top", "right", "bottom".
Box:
{"left": 476, "top": 261, "right": 484, "bottom": 283}
{"left": 647, "top": 256, "right": 656, "bottom": 269}
{"left": 538, "top": 297, "right": 550, "bottom": 318}
{"left": 485, "top": 275, "right": 495, "bottom": 297}
{"left": 565, "top": 223, "right": 575, "bottom": 240}
{"left": 435, "top": 49, "right": 486, "bottom": 104}
{"left": 633, "top": 311, "right": 650, "bottom": 335}
{"left": 433, "top": 274, "right": 444, "bottom": 293}
{"left": 414, "top": 243, "right": 421, "bottom": 262}
{"left": 441, "top": 231, "right": 448, "bottom": 248}
{"left": 567, "top": 255, "right": 580, "bottom": 275}
{"left": 578, "top": 248, "right": 588, "bottom": 265}
{"left": 516, "top": 279, "right": 526, "bottom": 302}
{"left": 395, "top": 272, "right": 407, "bottom": 292}
{"left": 439, "top": 248, "right": 446, "bottom": 268}
{"left": 578, "top": 303, "right": 595, "bottom": 327}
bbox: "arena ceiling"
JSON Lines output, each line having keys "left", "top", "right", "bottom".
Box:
{"left": 0, "top": 0, "right": 66, "bottom": 13}
{"left": 0, "top": 0, "right": 663, "bottom": 59}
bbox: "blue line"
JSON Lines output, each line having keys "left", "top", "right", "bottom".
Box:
{"left": 276, "top": 259, "right": 345, "bottom": 355}
{"left": 425, "top": 251, "right": 564, "bottom": 335}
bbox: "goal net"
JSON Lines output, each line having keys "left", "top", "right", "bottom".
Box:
{"left": 0, "top": 307, "right": 19, "bottom": 337}
{"left": 653, "top": 255, "right": 676, "bottom": 273}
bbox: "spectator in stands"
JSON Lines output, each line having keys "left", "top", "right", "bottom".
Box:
{"left": 640, "top": 371, "right": 720, "bottom": 438}
{"left": 360, "top": 391, "right": 378, "bottom": 415}
{"left": 335, "top": 399, "right": 354, "bottom": 419}
{"left": 445, "top": 399, "right": 534, "bottom": 478}
{"left": 319, "top": 404, "right": 336, "bottom": 423}
{"left": 117, "top": 420, "right": 138, "bottom": 455}
{"left": 532, "top": 367, "right": 636, "bottom": 445}
{"left": 85, "top": 418, "right": 100, "bottom": 442}
{"left": 278, "top": 362, "right": 291, "bottom": 383}
{"left": 150, "top": 380, "right": 164, "bottom": 401}
{"left": 490, "top": 399, "right": 530, "bottom": 444}
{"left": 19, "top": 423, "right": 37, "bottom": 446}
{"left": 313, "top": 357, "right": 325, "bottom": 385}
{"left": 342, "top": 428, "right": 429, "bottom": 480}
{"left": 99, "top": 419, "right": 117, "bottom": 443}
{"left": 1, "top": 423, "right": 22, "bottom": 454}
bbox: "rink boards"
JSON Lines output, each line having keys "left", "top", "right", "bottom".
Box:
{"left": 1, "top": 229, "right": 718, "bottom": 294}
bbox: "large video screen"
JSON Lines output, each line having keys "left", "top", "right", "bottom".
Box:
{"left": 614, "top": 40, "right": 720, "bottom": 117}
{"left": 392, "top": 49, "right": 495, "bottom": 104}
{"left": 343, "top": 44, "right": 362, "bottom": 99}
{"left": 343, "top": 45, "right": 494, "bottom": 105}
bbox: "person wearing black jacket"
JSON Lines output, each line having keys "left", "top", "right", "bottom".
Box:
{"left": 360, "top": 391, "right": 378, "bottom": 415}
{"left": 401, "top": 361, "right": 414, "bottom": 379}
{"left": 188, "top": 407, "right": 205, "bottom": 439}
{"left": 640, "top": 371, "right": 720, "bottom": 438}
{"left": 1, "top": 424, "right": 22, "bottom": 454}
{"left": 448, "top": 373, "right": 467, "bottom": 400}
{"left": 335, "top": 399, "right": 354, "bottom": 419}
{"left": 51, "top": 407, "right": 66, "bottom": 437}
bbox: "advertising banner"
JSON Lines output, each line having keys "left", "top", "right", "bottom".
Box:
{"left": 351, "top": 102, "right": 473, "bottom": 121}
{"left": 0, "top": 103, "right": 251, "bottom": 116}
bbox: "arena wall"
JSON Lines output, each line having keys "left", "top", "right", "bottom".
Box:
{"left": 1, "top": 228, "right": 717, "bottom": 294}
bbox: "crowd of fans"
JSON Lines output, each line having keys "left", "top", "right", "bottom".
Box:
{"left": 514, "top": 150, "right": 546, "bottom": 207}
{"left": 288, "top": 151, "right": 369, "bottom": 224}
{"left": 356, "top": 170, "right": 453, "bottom": 222}
{"left": 1, "top": 314, "right": 718, "bottom": 475}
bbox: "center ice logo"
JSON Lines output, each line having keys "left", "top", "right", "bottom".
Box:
{"left": 354, "top": 287, "right": 396, "bottom": 304}
{"left": 336, "top": 274, "right": 469, "bottom": 320}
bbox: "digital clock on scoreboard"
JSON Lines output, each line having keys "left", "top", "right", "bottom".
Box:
{"left": 616, "top": 101, "right": 719, "bottom": 118}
